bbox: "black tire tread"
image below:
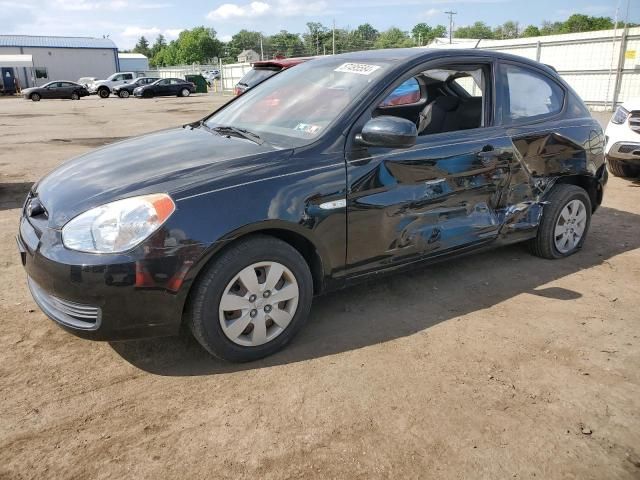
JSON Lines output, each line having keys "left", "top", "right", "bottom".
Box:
{"left": 608, "top": 158, "right": 639, "bottom": 178}
{"left": 528, "top": 184, "right": 592, "bottom": 260}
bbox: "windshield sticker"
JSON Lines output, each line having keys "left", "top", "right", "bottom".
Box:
{"left": 334, "top": 63, "right": 381, "bottom": 75}
{"left": 294, "top": 123, "right": 321, "bottom": 134}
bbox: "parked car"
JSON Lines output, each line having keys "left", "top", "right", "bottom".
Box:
{"left": 113, "top": 77, "right": 160, "bottom": 98}
{"left": 89, "top": 72, "right": 145, "bottom": 98}
{"left": 604, "top": 100, "right": 640, "bottom": 177}
{"left": 202, "top": 69, "right": 220, "bottom": 85}
{"left": 22, "top": 81, "right": 90, "bottom": 101}
{"left": 133, "top": 78, "right": 195, "bottom": 98}
{"left": 234, "top": 57, "right": 310, "bottom": 95}
{"left": 18, "top": 49, "right": 607, "bottom": 362}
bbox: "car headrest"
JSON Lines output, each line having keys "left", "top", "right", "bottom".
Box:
{"left": 434, "top": 96, "right": 460, "bottom": 112}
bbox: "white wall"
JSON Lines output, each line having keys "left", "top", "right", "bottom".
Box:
{"left": 119, "top": 57, "right": 149, "bottom": 72}
{"left": 0, "top": 46, "right": 118, "bottom": 87}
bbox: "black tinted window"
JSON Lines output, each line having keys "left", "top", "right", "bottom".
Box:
{"left": 501, "top": 64, "right": 564, "bottom": 123}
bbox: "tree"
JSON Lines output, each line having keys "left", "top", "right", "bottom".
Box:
{"left": 539, "top": 20, "right": 563, "bottom": 36}
{"left": 411, "top": 23, "right": 447, "bottom": 45}
{"left": 494, "top": 21, "right": 519, "bottom": 39}
{"left": 228, "top": 30, "right": 264, "bottom": 60}
{"left": 268, "top": 30, "right": 304, "bottom": 58}
{"left": 133, "top": 36, "right": 151, "bottom": 57}
{"left": 174, "top": 27, "right": 222, "bottom": 64}
{"left": 302, "top": 22, "right": 331, "bottom": 55}
{"left": 454, "top": 21, "right": 493, "bottom": 39}
{"left": 150, "top": 34, "right": 166, "bottom": 60}
{"left": 560, "top": 14, "right": 614, "bottom": 33}
{"left": 521, "top": 25, "right": 540, "bottom": 37}
{"left": 374, "top": 27, "right": 413, "bottom": 49}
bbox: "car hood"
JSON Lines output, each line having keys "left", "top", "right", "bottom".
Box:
{"left": 34, "top": 126, "right": 291, "bottom": 228}
{"left": 621, "top": 98, "right": 640, "bottom": 111}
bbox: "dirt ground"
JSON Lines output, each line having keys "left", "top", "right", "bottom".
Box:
{"left": 0, "top": 94, "right": 639, "bottom": 479}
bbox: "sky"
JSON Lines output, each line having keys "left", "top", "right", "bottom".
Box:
{"left": 1, "top": 0, "right": 638, "bottom": 50}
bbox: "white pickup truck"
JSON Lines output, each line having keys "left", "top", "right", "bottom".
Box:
{"left": 88, "top": 72, "right": 145, "bottom": 98}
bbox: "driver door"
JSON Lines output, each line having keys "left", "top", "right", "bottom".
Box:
{"left": 344, "top": 59, "right": 513, "bottom": 277}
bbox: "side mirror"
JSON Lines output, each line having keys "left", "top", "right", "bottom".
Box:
{"left": 356, "top": 116, "right": 417, "bottom": 149}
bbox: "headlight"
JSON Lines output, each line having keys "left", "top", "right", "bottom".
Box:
{"left": 611, "top": 106, "right": 629, "bottom": 124}
{"left": 62, "top": 194, "right": 175, "bottom": 253}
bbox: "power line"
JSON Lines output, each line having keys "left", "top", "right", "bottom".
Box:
{"left": 445, "top": 10, "right": 457, "bottom": 44}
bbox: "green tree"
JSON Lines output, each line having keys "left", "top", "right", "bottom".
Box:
{"left": 521, "top": 25, "right": 541, "bottom": 37}
{"left": 539, "top": 20, "right": 563, "bottom": 35}
{"left": 493, "top": 20, "right": 519, "bottom": 39}
{"left": 560, "top": 14, "right": 614, "bottom": 33}
{"left": 412, "top": 23, "right": 447, "bottom": 45}
{"left": 302, "top": 22, "right": 331, "bottom": 55}
{"left": 133, "top": 36, "right": 151, "bottom": 57}
{"left": 268, "top": 30, "right": 304, "bottom": 58}
{"left": 454, "top": 21, "right": 494, "bottom": 39}
{"left": 149, "top": 34, "right": 166, "bottom": 66}
{"left": 228, "top": 29, "right": 264, "bottom": 60}
{"left": 374, "top": 27, "right": 413, "bottom": 49}
{"left": 174, "top": 27, "right": 222, "bottom": 64}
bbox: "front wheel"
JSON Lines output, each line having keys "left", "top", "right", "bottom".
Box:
{"left": 180, "top": 88, "right": 191, "bottom": 97}
{"left": 71, "top": 92, "right": 80, "bottom": 100}
{"left": 186, "top": 235, "right": 313, "bottom": 362}
{"left": 528, "top": 184, "right": 592, "bottom": 259}
{"left": 119, "top": 90, "right": 130, "bottom": 98}
{"left": 98, "top": 88, "right": 110, "bottom": 99}
{"left": 30, "top": 93, "right": 41, "bottom": 102}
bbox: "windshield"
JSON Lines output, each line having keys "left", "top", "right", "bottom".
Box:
{"left": 206, "top": 58, "right": 390, "bottom": 148}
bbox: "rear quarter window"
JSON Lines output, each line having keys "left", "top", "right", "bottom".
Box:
{"left": 500, "top": 63, "right": 564, "bottom": 124}
{"left": 238, "top": 68, "right": 278, "bottom": 88}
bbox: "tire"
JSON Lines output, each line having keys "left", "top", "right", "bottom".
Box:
{"left": 186, "top": 235, "right": 313, "bottom": 362}
{"left": 118, "top": 90, "right": 130, "bottom": 98}
{"left": 30, "top": 93, "right": 40, "bottom": 102}
{"left": 98, "top": 88, "right": 110, "bottom": 99}
{"left": 608, "top": 158, "right": 640, "bottom": 178}
{"left": 180, "top": 88, "right": 190, "bottom": 97}
{"left": 71, "top": 92, "right": 80, "bottom": 100}
{"left": 528, "top": 184, "right": 592, "bottom": 259}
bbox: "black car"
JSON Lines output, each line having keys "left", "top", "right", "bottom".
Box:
{"left": 113, "top": 77, "right": 160, "bottom": 98}
{"left": 133, "top": 78, "right": 196, "bottom": 98}
{"left": 22, "top": 81, "right": 90, "bottom": 101}
{"left": 18, "top": 49, "right": 607, "bottom": 362}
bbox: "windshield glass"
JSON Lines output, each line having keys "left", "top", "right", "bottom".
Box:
{"left": 206, "top": 58, "right": 389, "bottom": 148}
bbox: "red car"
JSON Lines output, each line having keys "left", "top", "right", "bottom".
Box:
{"left": 234, "top": 57, "right": 310, "bottom": 95}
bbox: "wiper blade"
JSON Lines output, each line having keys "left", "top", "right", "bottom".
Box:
{"left": 211, "top": 125, "right": 265, "bottom": 145}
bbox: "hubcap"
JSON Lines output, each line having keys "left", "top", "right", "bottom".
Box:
{"left": 554, "top": 199, "right": 587, "bottom": 254}
{"left": 219, "top": 261, "right": 299, "bottom": 347}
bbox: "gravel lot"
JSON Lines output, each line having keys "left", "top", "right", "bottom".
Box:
{"left": 1, "top": 95, "right": 639, "bottom": 479}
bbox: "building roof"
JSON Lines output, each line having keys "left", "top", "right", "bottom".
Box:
{"left": 118, "top": 53, "right": 148, "bottom": 59}
{"left": 238, "top": 49, "right": 259, "bottom": 57}
{"left": 0, "top": 35, "right": 117, "bottom": 49}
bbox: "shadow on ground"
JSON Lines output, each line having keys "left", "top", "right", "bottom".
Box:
{"left": 108, "top": 205, "right": 637, "bottom": 376}
{"left": 0, "top": 182, "right": 32, "bottom": 211}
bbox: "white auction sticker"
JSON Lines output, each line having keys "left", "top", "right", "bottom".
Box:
{"left": 334, "top": 63, "right": 381, "bottom": 75}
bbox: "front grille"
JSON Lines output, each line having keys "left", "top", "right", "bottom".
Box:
{"left": 28, "top": 277, "right": 101, "bottom": 330}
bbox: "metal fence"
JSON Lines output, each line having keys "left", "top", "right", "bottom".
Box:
{"left": 146, "top": 61, "right": 252, "bottom": 95}
{"left": 429, "top": 26, "right": 640, "bottom": 111}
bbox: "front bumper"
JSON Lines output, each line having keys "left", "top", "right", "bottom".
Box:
{"left": 606, "top": 141, "right": 640, "bottom": 162}
{"left": 17, "top": 212, "right": 204, "bottom": 341}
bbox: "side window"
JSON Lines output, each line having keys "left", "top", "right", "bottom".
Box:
{"left": 379, "top": 78, "right": 421, "bottom": 107}
{"left": 452, "top": 77, "right": 481, "bottom": 97}
{"left": 159, "top": 79, "right": 169, "bottom": 85}
{"left": 501, "top": 63, "right": 564, "bottom": 123}
{"left": 112, "top": 74, "right": 123, "bottom": 81}
{"left": 123, "top": 73, "right": 134, "bottom": 80}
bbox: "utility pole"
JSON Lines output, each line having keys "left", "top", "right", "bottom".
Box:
{"left": 260, "top": 35, "right": 264, "bottom": 60}
{"left": 332, "top": 19, "right": 336, "bottom": 55}
{"left": 445, "top": 10, "right": 457, "bottom": 44}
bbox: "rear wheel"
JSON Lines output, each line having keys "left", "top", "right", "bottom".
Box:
{"left": 119, "top": 90, "right": 130, "bottom": 98}
{"left": 98, "top": 87, "right": 110, "bottom": 99}
{"left": 180, "top": 88, "right": 190, "bottom": 97}
{"left": 186, "top": 235, "right": 313, "bottom": 362}
{"left": 30, "top": 93, "right": 40, "bottom": 102}
{"left": 608, "top": 158, "right": 640, "bottom": 178}
{"left": 528, "top": 184, "right": 591, "bottom": 259}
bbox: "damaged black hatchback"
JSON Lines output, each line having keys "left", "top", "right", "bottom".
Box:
{"left": 18, "top": 49, "right": 607, "bottom": 362}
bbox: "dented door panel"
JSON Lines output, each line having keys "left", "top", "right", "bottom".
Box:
{"left": 345, "top": 129, "right": 513, "bottom": 275}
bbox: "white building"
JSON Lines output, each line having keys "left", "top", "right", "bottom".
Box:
{"left": 118, "top": 53, "right": 149, "bottom": 72}
{"left": 427, "top": 27, "right": 640, "bottom": 109}
{"left": 0, "top": 35, "right": 119, "bottom": 88}
{"left": 237, "top": 49, "right": 260, "bottom": 63}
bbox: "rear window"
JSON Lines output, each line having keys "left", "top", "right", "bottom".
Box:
{"left": 238, "top": 68, "right": 279, "bottom": 88}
